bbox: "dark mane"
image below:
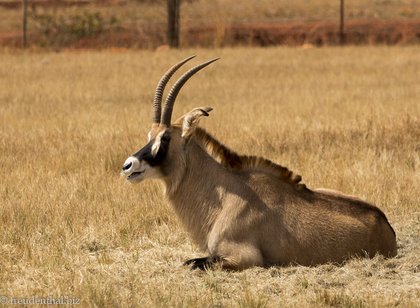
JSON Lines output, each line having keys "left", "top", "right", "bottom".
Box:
{"left": 193, "top": 127, "right": 308, "bottom": 190}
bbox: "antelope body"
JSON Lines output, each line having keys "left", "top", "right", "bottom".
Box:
{"left": 121, "top": 56, "right": 397, "bottom": 270}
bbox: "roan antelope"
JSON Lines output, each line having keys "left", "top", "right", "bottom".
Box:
{"left": 121, "top": 56, "right": 397, "bottom": 270}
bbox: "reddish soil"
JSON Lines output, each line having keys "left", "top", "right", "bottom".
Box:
{"left": 1, "top": 19, "right": 419, "bottom": 49}
{"left": 185, "top": 20, "right": 420, "bottom": 47}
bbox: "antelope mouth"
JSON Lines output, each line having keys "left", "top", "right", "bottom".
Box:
{"left": 127, "top": 171, "right": 144, "bottom": 181}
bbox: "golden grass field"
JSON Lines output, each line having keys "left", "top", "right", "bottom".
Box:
{"left": 0, "top": 46, "right": 419, "bottom": 307}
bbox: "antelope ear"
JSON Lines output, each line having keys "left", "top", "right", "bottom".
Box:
{"left": 181, "top": 107, "right": 213, "bottom": 139}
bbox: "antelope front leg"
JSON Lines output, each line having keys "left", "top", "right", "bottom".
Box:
{"left": 183, "top": 256, "right": 222, "bottom": 270}
{"left": 184, "top": 243, "right": 265, "bottom": 271}
{"left": 210, "top": 241, "right": 265, "bottom": 270}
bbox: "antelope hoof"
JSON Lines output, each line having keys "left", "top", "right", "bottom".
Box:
{"left": 183, "top": 256, "right": 219, "bottom": 270}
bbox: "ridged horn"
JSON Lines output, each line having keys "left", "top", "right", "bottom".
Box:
{"left": 152, "top": 55, "right": 196, "bottom": 124}
{"left": 161, "top": 58, "right": 219, "bottom": 126}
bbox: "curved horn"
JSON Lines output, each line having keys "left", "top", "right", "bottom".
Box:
{"left": 161, "top": 58, "right": 219, "bottom": 126}
{"left": 152, "top": 55, "right": 196, "bottom": 124}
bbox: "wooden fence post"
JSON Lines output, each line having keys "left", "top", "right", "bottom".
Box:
{"left": 339, "top": 0, "right": 345, "bottom": 45}
{"left": 22, "top": 0, "right": 28, "bottom": 48}
{"left": 167, "top": 0, "right": 180, "bottom": 48}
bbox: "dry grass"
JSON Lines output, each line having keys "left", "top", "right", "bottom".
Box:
{"left": 0, "top": 46, "right": 419, "bottom": 307}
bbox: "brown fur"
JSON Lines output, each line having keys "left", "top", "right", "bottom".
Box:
{"left": 193, "top": 127, "right": 307, "bottom": 190}
{"left": 192, "top": 127, "right": 395, "bottom": 240}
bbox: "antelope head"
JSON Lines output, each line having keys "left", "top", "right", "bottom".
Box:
{"left": 121, "top": 56, "right": 218, "bottom": 183}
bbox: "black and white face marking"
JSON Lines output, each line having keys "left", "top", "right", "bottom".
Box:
{"left": 133, "top": 131, "right": 170, "bottom": 167}
{"left": 121, "top": 130, "right": 171, "bottom": 183}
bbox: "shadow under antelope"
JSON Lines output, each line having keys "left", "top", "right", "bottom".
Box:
{"left": 121, "top": 56, "right": 397, "bottom": 270}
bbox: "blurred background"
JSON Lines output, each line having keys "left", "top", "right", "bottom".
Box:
{"left": 0, "top": 0, "right": 419, "bottom": 49}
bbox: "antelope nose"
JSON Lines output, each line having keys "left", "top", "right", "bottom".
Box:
{"left": 122, "top": 162, "right": 132, "bottom": 171}
{"left": 121, "top": 156, "right": 139, "bottom": 176}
